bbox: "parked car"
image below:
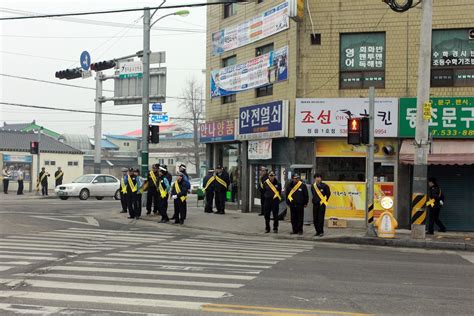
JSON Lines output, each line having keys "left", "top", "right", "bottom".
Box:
{"left": 55, "top": 174, "right": 120, "bottom": 201}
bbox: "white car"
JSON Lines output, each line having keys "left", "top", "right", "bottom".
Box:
{"left": 55, "top": 174, "right": 121, "bottom": 201}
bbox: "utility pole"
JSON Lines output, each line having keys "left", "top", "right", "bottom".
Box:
{"left": 366, "top": 87, "right": 376, "bottom": 236}
{"left": 141, "top": 8, "right": 151, "bottom": 176}
{"left": 411, "top": 0, "right": 432, "bottom": 239}
{"left": 94, "top": 71, "right": 103, "bottom": 174}
{"left": 36, "top": 126, "right": 42, "bottom": 194}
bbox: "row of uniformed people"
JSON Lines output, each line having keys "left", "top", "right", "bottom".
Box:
{"left": 201, "top": 165, "right": 231, "bottom": 215}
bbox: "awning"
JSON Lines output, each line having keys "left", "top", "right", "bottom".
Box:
{"left": 400, "top": 139, "right": 474, "bottom": 165}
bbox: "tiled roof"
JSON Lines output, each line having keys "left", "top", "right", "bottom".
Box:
{"left": 0, "top": 130, "right": 83, "bottom": 154}
{"left": 0, "top": 122, "right": 32, "bottom": 131}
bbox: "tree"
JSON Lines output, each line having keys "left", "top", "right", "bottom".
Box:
{"left": 178, "top": 78, "right": 205, "bottom": 178}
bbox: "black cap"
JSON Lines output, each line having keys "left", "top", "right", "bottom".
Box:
{"left": 292, "top": 173, "right": 300, "bottom": 178}
{"left": 314, "top": 173, "right": 323, "bottom": 178}
{"left": 428, "top": 177, "right": 437, "bottom": 184}
{"left": 128, "top": 167, "right": 134, "bottom": 172}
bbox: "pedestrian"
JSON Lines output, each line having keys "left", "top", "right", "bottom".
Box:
{"left": 263, "top": 171, "right": 282, "bottom": 233}
{"left": 178, "top": 163, "right": 191, "bottom": 192}
{"left": 171, "top": 172, "right": 188, "bottom": 225}
{"left": 311, "top": 173, "right": 331, "bottom": 237}
{"left": 134, "top": 168, "right": 144, "bottom": 219}
{"left": 285, "top": 173, "right": 309, "bottom": 235}
{"left": 427, "top": 177, "right": 447, "bottom": 234}
{"left": 158, "top": 166, "right": 171, "bottom": 223}
{"left": 202, "top": 168, "right": 215, "bottom": 213}
{"left": 258, "top": 167, "right": 269, "bottom": 216}
{"left": 214, "top": 165, "right": 230, "bottom": 214}
{"left": 119, "top": 168, "right": 128, "bottom": 213}
{"left": 2, "top": 167, "right": 11, "bottom": 194}
{"left": 38, "top": 167, "right": 50, "bottom": 196}
{"left": 126, "top": 168, "right": 138, "bottom": 219}
{"left": 54, "top": 166, "right": 64, "bottom": 187}
{"left": 146, "top": 164, "right": 160, "bottom": 215}
{"left": 17, "top": 167, "right": 24, "bottom": 195}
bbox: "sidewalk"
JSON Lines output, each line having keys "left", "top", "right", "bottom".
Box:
{"left": 0, "top": 191, "right": 56, "bottom": 200}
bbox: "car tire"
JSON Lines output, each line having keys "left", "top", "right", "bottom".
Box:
{"left": 114, "top": 190, "right": 121, "bottom": 200}
{"left": 79, "top": 189, "right": 90, "bottom": 200}
{"left": 96, "top": 196, "right": 104, "bottom": 200}
{"left": 59, "top": 196, "right": 69, "bottom": 200}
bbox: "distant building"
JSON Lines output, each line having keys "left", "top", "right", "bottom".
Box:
{"left": 1, "top": 120, "right": 61, "bottom": 139}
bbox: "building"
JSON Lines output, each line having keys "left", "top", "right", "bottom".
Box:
{"left": 0, "top": 130, "right": 84, "bottom": 192}
{"left": 1, "top": 120, "right": 61, "bottom": 139}
{"left": 205, "top": 1, "right": 474, "bottom": 230}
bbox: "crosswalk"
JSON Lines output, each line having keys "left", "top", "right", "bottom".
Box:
{"left": 0, "top": 227, "right": 314, "bottom": 315}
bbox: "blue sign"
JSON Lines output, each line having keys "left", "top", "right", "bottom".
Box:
{"left": 3, "top": 154, "right": 33, "bottom": 163}
{"left": 238, "top": 100, "right": 287, "bottom": 140}
{"left": 149, "top": 114, "right": 169, "bottom": 124}
{"left": 80, "top": 51, "right": 91, "bottom": 71}
{"left": 151, "top": 103, "right": 163, "bottom": 112}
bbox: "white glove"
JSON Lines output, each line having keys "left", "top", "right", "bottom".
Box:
{"left": 172, "top": 195, "right": 177, "bottom": 200}
{"left": 440, "top": 200, "right": 444, "bottom": 206}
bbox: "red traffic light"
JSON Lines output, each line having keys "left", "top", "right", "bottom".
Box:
{"left": 347, "top": 118, "right": 362, "bottom": 145}
{"left": 30, "top": 141, "right": 39, "bottom": 154}
{"left": 349, "top": 118, "right": 360, "bottom": 131}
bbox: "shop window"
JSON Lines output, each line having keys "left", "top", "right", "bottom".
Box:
{"left": 316, "top": 157, "right": 394, "bottom": 182}
{"left": 223, "top": 3, "right": 236, "bottom": 19}
{"left": 256, "top": 84, "right": 273, "bottom": 97}
{"left": 340, "top": 32, "right": 385, "bottom": 89}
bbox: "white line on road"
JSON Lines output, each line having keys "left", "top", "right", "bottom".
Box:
{"left": 167, "top": 241, "right": 306, "bottom": 253}
{"left": 66, "top": 227, "right": 175, "bottom": 236}
{"left": 0, "top": 250, "right": 54, "bottom": 256}
{"left": 0, "top": 255, "right": 56, "bottom": 261}
{"left": 109, "top": 253, "right": 278, "bottom": 265}
{"left": 0, "top": 242, "right": 113, "bottom": 251}
{"left": 37, "top": 232, "right": 159, "bottom": 242}
{"left": 29, "top": 215, "right": 100, "bottom": 227}
{"left": 139, "top": 245, "right": 293, "bottom": 258}
{"left": 459, "top": 254, "right": 474, "bottom": 264}
{"left": 0, "top": 245, "right": 100, "bottom": 254}
{"left": 0, "top": 266, "right": 13, "bottom": 271}
{"left": 121, "top": 249, "right": 285, "bottom": 261}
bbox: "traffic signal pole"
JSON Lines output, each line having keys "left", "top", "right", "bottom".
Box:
{"left": 141, "top": 8, "right": 151, "bottom": 176}
{"left": 35, "top": 127, "right": 42, "bottom": 194}
{"left": 94, "top": 71, "right": 104, "bottom": 174}
{"left": 366, "top": 87, "right": 376, "bottom": 236}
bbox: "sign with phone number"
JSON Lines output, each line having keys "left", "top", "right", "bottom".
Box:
{"left": 399, "top": 97, "right": 474, "bottom": 138}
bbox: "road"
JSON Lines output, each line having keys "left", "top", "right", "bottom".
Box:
{"left": 0, "top": 198, "right": 473, "bottom": 315}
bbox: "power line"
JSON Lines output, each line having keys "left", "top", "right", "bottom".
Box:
{"left": 0, "top": 32, "right": 200, "bottom": 39}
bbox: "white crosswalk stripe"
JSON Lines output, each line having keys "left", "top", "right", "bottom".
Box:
{"left": 0, "top": 227, "right": 313, "bottom": 314}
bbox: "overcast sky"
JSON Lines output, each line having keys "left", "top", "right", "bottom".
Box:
{"left": 0, "top": 0, "right": 206, "bottom": 136}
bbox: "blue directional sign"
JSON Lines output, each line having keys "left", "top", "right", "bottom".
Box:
{"left": 151, "top": 103, "right": 163, "bottom": 112}
{"left": 149, "top": 114, "right": 169, "bottom": 125}
{"left": 80, "top": 51, "right": 91, "bottom": 71}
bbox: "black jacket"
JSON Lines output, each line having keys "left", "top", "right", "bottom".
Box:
{"left": 215, "top": 172, "right": 230, "bottom": 193}
{"left": 263, "top": 178, "right": 281, "bottom": 200}
{"left": 171, "top": 179, "right": 188, "bottom": 201}
{"left": 428, "top": 185, "right": 444, "bottom": 208}
{"left": 147, "top": 171, "right": 160, "bottom": 191}
{"left": 165, "top": 172, "right": 172, "bottom": 186}
{"left": 39, "top": 171, "right": 49, "bottom": 185}
{"left": 259, "top": 174, "right": 269, "bottom": 194}
{"left": 285, "top": 180, "right": 309, "bottom": 207}
{"left": 202, "top": 174, "right": 215, "bottom": 192}
{"left": 126, "top": 175, "right": 138, "bottom": 194}
{"left": 311, "top": 182, "right": 331, "bottom": 205}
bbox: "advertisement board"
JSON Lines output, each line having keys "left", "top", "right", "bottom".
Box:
{"left": 248, "top": 139, "right": 272, "bottom": 160}
{"left": 200, "top": 119, "right": 236, "bottom": 143}
{"left": 316, "top": 139, "right": 398, "bottom": 158}
{"left": 238, "top": 100, "right": 288, "bottom": 140}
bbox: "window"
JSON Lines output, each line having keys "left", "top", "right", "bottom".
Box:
{"left": 223, "top": 3, "right": 236, "bottom": 18}
{"left": 158, "top": 158, "right": 165, "bottom": 165}
{"left": 340, "top": 32, "right": 385, "bottom": 89}
{"left": 105, "top": 176, "right": 118, "bottom": 183}
{"left": 123, "top": 142, "right": 130, "bottom": 147}
{"left": 222, "top": 94, "right": 236, "bottom": 104}
{"left": 431, "top": 29, "right": 474, "bottom": 87}
{"left": 95, "top": 176, "right": 107, "bottom": 183}
{"left": 316, "top": 158, "right": 394, "bottom": 182}
{"left": 221, "top": 55, "right": 237, "bottom": 104}
{"left": 256, "top": 43, "right": 274, "bottom": 56}
{"left": 45, "top": 160, "right": 56, "bottom": 166}
{"left": 256, "top": 84, "right": 273, "bottom": 97}
{"left": 168, "top": 158, "right": 174, "bottom": 165}
{"left": 68, "top": 161, "right": 79, "bottom": 166}
{"left": 176, "top": 142, "right": 182, "bottom": 147}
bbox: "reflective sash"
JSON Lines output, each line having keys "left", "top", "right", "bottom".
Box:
{"left": 203, "top": 176, "right": 215, "bottom": 191}
{"left": 287, "top": 181, "right": 302, "bottom": 202}
{"left": 55, "top": 172, "right": 63, "bottom": 180}
{"left": 426, "top": 189, "right": 442, "bottom": 208}
{"left": 140, "top": 181, "right": 148, "bottom": 194}
{"left": 149, "top": 171, "right": 158, "bottom": 189}
{"left": 127, "top": 176, "right": 137, "bottom": 193}
{"left": 265, "top": 179, "right": 281, "bottom": 201}
{"left": 313, "top": 183, "right": 328, "bottom": 206}
{"left": 216, "top": 176, "right": 227, "bottom": 189}
{"left": 158, "top": 180, "right": 167, "bottom": 198}
{"left": 174, "top": 181, "right": 186, "bottom": 202}
{"left": 121, "top": 177, "right": 127, "bottom": 194}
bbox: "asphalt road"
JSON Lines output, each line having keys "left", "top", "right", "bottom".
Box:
{"left": 0, "top": 198, "right": 473, "bottom": 315}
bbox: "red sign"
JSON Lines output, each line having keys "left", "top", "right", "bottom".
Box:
{"left": 200, "top": 120, "right": 235, "bottom": 143}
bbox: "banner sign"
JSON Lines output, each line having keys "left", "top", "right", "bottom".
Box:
{"left": 238, "top": 100, "right": 288, "bottom": 140}
{"left": 399, "top": 97, "right": 474, "bottom": 138}
{"left": 211, "top": 1, "right": 290, "bottom": 55}
{"left": 210, "top": 46, "right": 288, "bottom": 98}
{"left": 248, "top": 139, "right": 272, "bottom": 160}
{"left": 200, "top": 119, "right": 235, "bottom": 143}
{"left": 2, "top": 154, "right": 33, "bottom": 163}
{"left": 119, "top": 61, "right": 143, "bottom": 79}
{"left": 316, "top": 140, "right": 398, "bottom": 158}
{"left": 295, "top": 98, "right": 398, "bottom": 137}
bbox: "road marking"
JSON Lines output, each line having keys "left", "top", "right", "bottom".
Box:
{"left": 0, "top": 266, "right": 13, "bottom": 272}
{"left": 141, "top": 246, "right": 293, "bottom": 259}
{"left": 14, "top": 273, "right": 245, "bottom": 288}
{"left": 0, "top": 242, "right": 113, "bottom": 252}
{"left": 0, "top": 250, "right": 54, "bottom": 256}
{"left": 43, "top": 266, "right": 256, "bottom": 280}
{"left": 0, "top": 255, "right": 56, "bottom": 261}
{"left": 132, "top": 248, "right": 290, "bottom": 260}
{"left": 201, "top": 304, "right": 372, "bottom": 316}
{"left": 0, "top": 279, "right": 231, "bottom": 299}
{"left": 0, "top": 261, "right": 32, "bottom": 266}
{"left": 459, "top": 254, "right": 474, "bottom": 264}
{"left": 66, "top": 227, "right": 175, "bottom": 236}
{"left": 0, "top": 291, "right": 206, "bottom": 311}
{"left": 170, "top": 241, "right": 307, "bottom": 253}
{"left": 0, "top": 245, "right": 100, "bottom": 253}
{"left": 109, "top": 253, "right": 278, "bottom": 265}
{"left": 29, "top": 215, "right": 100, "bottom": 227}
{"left": 37, "top": 231, "right": 159, "bottom": 242}
{"left": 195, "top": 236, "right": 315, "bottom": 249}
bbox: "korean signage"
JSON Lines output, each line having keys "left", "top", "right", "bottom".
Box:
{"left": 119, "top": 61, "right": 143, "bottom": 79}
{"left": 200, "top": 119, "right": 236, "bottom": 143}
{"left": 212, "top": 1, "right": 289, "bottom": 56}
{"left": 295, "top": 98, "right": 398, "bottom": 137}
{"left": 248, "top": 139, "right": 272, "bottom": 160}
{"left": 210, "top": 46, "right": 288, "bottom": 98}
{"left": 399, "top": 97, "right": 474, "bottom": 138}
{"left": 238, "top": 100, "right": 288, "bottom": 140}
{"left": 431, "top": 29, "right": 474, "bottom": 87}
{"left": 289, "top": 0, "right": 304, "bottom": 21}
{"left": 2, "top": 154, "right": 33, "bottom": 163}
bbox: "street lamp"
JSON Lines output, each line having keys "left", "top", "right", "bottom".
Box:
{"left": 141, "top": 8, "right": 190, "bottom": 175}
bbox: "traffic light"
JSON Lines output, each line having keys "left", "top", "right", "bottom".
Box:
{"left": 347, "top": 118, "right": 361, "bottom": 145}
{"left": 90, "top": 60, "right": 116, "bottom": 72}
{"left": 149, "top": 125, "right": 159, "bottom": 144}
{"left": 55, "top": 68, "right": 82, "bottom": 80}
{"left": 361, "top": 117, "right": 370, "bottom": 144}
{"left": 30, "top": 141, "right": 39, "bottom": 154}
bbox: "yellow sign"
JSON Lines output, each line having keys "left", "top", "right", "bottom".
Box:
{"left": 297, "top": 0, "right": 304, "bottom": 21}
{"left": 316, "top": 140, "right": 398, "bottom": 158}
{"left": 375, "top": 211, "right": 398, "bottom": 238}
{"left": 423, "top": 101, "right": 432, "bottom": 121}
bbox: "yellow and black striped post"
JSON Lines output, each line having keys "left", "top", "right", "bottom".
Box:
{"left": 367, "top": 203, "right": 374, "bottom": 224}
{"left": 411, "top": 193, "right": 427, "bottom": 225}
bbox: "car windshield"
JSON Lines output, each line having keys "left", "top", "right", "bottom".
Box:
{"left": 73, "top": 175, "right": 96, "bottom": 183}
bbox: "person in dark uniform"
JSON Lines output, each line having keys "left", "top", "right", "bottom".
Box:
{"left": 54, "top": 167, "right": 64, "bottom": 187}
{"left": 214, "top": 165, "right": 230, "bottom": 214}
{"left": 171, "top": 172, "right": 188, "bottom": 225}
{"left": 262, "top": 171, "right": 282, "bottom": 233}
{"left": 126, "top": 168, "right": 138, "bottom": 219}
{"left": 285, "top": 173, "right": 309, "bottom": 235}
{"left": 134, "top": 168, "right": 144, "bottom": 220}
{"left": 146, "top": 164, "right": 160, "bottom": 215}
{"left": 178, "top": 164, "right": 191, "bottom": 192}
{"left": 158, "top": 166, "right": 170, "bottom": 223}
{"left": 2, "top": 167, "right": 11, "bottom": 194}
{"left": 17, "top": 168, "right": 24, "bottom": 195}
{"left": 311, "top": 173, "right": 331, "bottom": 237}
{"left": 119, "top": 168, "right": 128, "bottom": 213}
{"left": 202, "top": 168, "right": 215, "bottom": 213}
{"left": 258, "top": 167, "right": 269, "bottom": 216}
{"left": 38, "top": 167, "right": 50, "bottom": 196}
{"left": 427, "top": 177, "right": 447, "bottom": 234}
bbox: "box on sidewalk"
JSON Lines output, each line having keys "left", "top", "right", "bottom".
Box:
{"left": 328, "top": 217, "right": 347, "bottom": 228}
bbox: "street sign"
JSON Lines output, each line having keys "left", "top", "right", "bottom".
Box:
{"left": 423, "top": 101, "right": 432, "bottom": 121}
{"left": 119, "top": 61, "right": 143, "bottom": 79}
{"left": 149, "top": 114, "right": 169, "bottom": 125}
{"left": 150, "top": 103, "right": 163, "bottom": 113}
{"left": 81, "top": 70, "right": 92, "bottom": 79}
{"left": 114, "top": 67, "right": 166, "bottom": 105}
{"left": 80, "top": 51, "right": 91, "bottom": 71}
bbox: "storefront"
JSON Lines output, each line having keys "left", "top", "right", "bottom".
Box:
{"left": 399, "top": 97, "right": 474, "bottom": 231}
{"left": 2, "top": 154, "right": 33, "bottom": 191}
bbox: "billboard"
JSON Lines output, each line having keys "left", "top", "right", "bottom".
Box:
{"left": 238, "top": 100, "right": 288, "bottom": 140}
{"left": 200, "top": 119, "right": 236, "bottom": 143}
